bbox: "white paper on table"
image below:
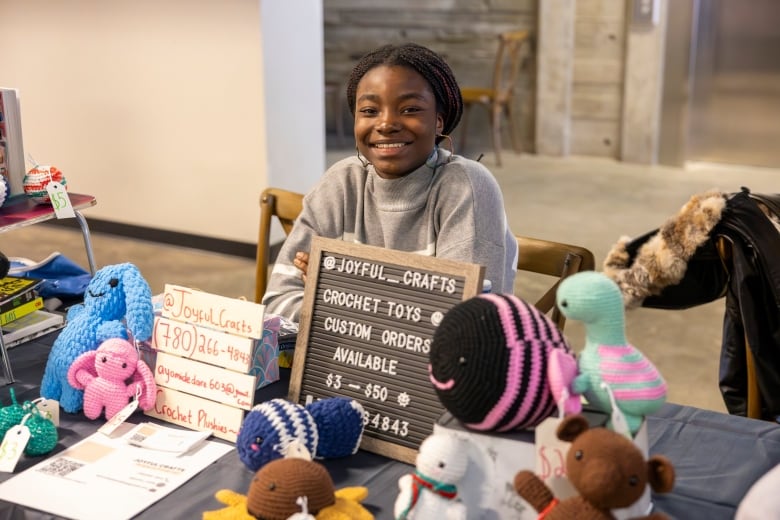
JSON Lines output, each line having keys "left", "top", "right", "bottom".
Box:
{"left": 0, "top": 422, "right": 233, "bottom": 520}
{"left": 125, "top": 422, "right": 212, "bottom": 455}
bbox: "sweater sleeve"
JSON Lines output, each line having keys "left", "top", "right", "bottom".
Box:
{"left": 260, "top": 161, "right": 353, "bottom": 322}
{"left": 432, "top": 159, "right": 518, "bottom": 294}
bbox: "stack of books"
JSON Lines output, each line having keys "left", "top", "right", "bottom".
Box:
{"left": 0, "top": 275, "right": 64, "bottom": 348}
{"left": 0, "top": 87, "right": 26, "bottom": 198}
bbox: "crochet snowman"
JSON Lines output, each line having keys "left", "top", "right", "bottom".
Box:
{"left": 394, "top": 432, "right": 468, "bottom": 520}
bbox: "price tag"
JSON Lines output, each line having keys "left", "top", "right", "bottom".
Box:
{"left": 35, "top": 398, "right": 60, "bottom": 427}
{"left": 534, "top": 416, "right": 577, "bottom": 499}
{"left": 46, "top": 182, "right": 76, "bottom": 219}
{"left": 283, "top": 439, "right": 313, "bottom": 460}
{"left": 600, "top": 382, "right": 631, "bottom": 439}
{"left": 0, "top": 425, "right": 31, "bottom": 473}
{"left": 289, "top": 496, "right": 316, "bottom": 520}
{"left": 98, "top": 397, "right": 139, "bottom": 436}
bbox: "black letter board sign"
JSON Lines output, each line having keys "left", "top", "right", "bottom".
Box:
{"left": 289, "top": 236, "right": 485, "bottom": 464}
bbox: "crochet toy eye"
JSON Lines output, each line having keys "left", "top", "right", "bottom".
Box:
{"left": 559, "top": 299, "right": 568, "bottom": 308}
{"left": 574, "top": 449, "right": 583, "bottom": 460}
{"left": 628, "top": 475, "right": 639, "bottom": 486}
{"left": 121, "top": 363, "right": 127, "bottom": 369}
{"left": 458, "top": 356, "right": 467, "bottom": 365}
{"left": 254, "top": 436, "right": 263, "bottom": 444}
{"left": 438, "top": 461, "right": 445, "bottom": 468}
{"left": 268, "top": 482, "right": 276, "bottom": 491}
{"left": 101, "top": 356, "right": 107, "bottom": 363}
{"left": 109, "top": 278, "right": 119, "bottom": 288}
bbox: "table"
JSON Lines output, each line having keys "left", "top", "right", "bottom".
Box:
{"left": 0, "top": 192, "right": 97, "bottom": 383}
{"left": 1, "top": 332, "right": 779, "bottom": 519}
{"left": 0, "top": 193, "right": 97, "bottom": 276}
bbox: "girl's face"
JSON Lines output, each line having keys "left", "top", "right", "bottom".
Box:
{"left": 353, "top": 65, "right": 444, "bottom": 179}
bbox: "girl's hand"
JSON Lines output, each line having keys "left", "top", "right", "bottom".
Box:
{"left": 293, "top": 251, "right": 310, "bottom": 285}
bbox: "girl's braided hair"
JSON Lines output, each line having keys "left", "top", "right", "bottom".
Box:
{"left": 346, "top": 42, "right": 463, "bottom": 141}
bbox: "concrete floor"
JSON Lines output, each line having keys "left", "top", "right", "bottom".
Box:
{"left": 3, "top": 147, "right": 778, "bottom": 414}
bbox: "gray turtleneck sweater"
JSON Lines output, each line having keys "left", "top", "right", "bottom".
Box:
{"left": 262, "top": 148, "right": 518, "bottom": 321}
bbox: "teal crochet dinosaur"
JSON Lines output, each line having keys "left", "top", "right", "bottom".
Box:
{"left": 556, "top": 271, "right": 667, "bottom": 435}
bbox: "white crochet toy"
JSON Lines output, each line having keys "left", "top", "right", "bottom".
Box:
{"left": 394, "top": 432, "right": 468, "bottom": 520}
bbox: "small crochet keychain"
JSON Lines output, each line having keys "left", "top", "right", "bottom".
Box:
{"left": 0, "top": 393, "right": 58, "bottom": 471}
{"left": 19, "top": 402, "right": 58, "bottom": 456}
{"left": 22, "top": 154, "right": 69, "bottom": 206}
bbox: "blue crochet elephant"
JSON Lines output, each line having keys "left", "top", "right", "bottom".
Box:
{"left": 40, "top": 262, "right": 154, "bottom": 413}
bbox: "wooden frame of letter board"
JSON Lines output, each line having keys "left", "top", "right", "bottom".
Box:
{"left": 289, "top": 236, "right": 484, "bottom": 464}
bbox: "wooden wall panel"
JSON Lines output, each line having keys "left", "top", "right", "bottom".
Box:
{"left": 570, "top": 119, "right": 621, "bottom": 157}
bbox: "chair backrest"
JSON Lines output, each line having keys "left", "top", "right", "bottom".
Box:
{"left": 255, "top": 187, "right": 304, "bottom": 303}
{"left": 492, "top": 30, "right": 531, "bottom": 104}
{"left": 515, "top": 235, "right": 596, "bottom": 331}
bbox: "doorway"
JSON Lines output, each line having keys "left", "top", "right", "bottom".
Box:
{"left": 660, "top": 0, "right": 780, "bottom": 169}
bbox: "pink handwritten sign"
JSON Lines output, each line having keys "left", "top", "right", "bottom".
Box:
{"left": 146, "top": 387, "right": 244, "bottom": 443}
{"left": 153, "top": 352, "right": 256, "bottom": 410}
{"left": 148, "top": 284, "right": 269, "bottom": 442}
{"left": 160, "top": 284, "right": 265, "bottom": 339}
{"left": 151, "top": 316, "right": 255, "bottom": 372}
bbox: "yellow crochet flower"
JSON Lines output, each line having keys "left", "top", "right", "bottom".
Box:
{"left": 202, "top": 486, "right": 374, "bottom": 520}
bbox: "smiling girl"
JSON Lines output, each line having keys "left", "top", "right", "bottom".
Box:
{"left": 262, "top": 43, "right": 518, "bottom": 321}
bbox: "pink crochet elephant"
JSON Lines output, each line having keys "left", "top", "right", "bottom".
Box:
{"left": 67, "top": 337, "right": 157, "bottom": 420}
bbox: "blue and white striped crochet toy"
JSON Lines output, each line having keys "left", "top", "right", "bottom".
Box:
{"left": 237, "top": 397, "right": 365, "bottom": 472}
{"left": 40, "top": 262, "right": 154, "bottom": 413}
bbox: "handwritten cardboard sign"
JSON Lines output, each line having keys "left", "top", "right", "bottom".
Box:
{"left": 145, "top": 387, "right": 244, "bottom": 443}
{"left": 289, "top": 237, "right": 484, "bottom": 464}
{"left": 160, "top": 284, "right": 265, "bottom": 339}
{"left": 152, "top": 316, "right": 255, "bottom": 373}
{"left": 153, "top": 352, "right": 256, "bottom": 410}
{"left": 149, "top": 286, "right": 266, "bottom": 442}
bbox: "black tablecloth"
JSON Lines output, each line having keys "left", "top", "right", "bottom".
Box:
{"left": 1, "top": 332, "right": 780, "bottom": 519}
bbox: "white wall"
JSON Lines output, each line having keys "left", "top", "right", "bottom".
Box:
{"left": 0, "top": 0, "right": 324, "bottom": 244}
{"left": 260, "top": 0, "right": 325, "bottom": 193}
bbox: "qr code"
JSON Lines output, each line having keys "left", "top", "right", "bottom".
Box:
{"left": 128, "top": 433, "right": 147, "bottom": 445}
{"left": 37, "top": 458, "right": 84, "bottom": 477}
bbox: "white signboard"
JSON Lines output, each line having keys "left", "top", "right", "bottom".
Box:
{"left": 160, "top": 284, "right": 265, "bottom": 339}
{"left": 153, "top": 352, "right": 255, "bottom": 410}
{"left": 146, "top": 386, "right": 245, "bottom": 443}
{"left": 152, "top": 315, "right": 255, "bottom": 372}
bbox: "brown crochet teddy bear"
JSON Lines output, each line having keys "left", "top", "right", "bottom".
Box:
{"left": 514, "top": 414, "right": 675, "bottom": 520}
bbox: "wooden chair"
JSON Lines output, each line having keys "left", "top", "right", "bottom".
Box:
{"left": 254, "top": 187, "right": 304, "bottom": 303}
{"left": 515, "top": 235, "right": 596, "bottom": 331}
{"left": 459, "top": 30, "right": 531, "bottom": 167}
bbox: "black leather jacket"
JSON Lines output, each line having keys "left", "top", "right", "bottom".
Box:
{"left": 715, "top": 190, "right": 780, "bottom": 419}
{"left": 621, "top": 189, "right": 780, "bottom": 419}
